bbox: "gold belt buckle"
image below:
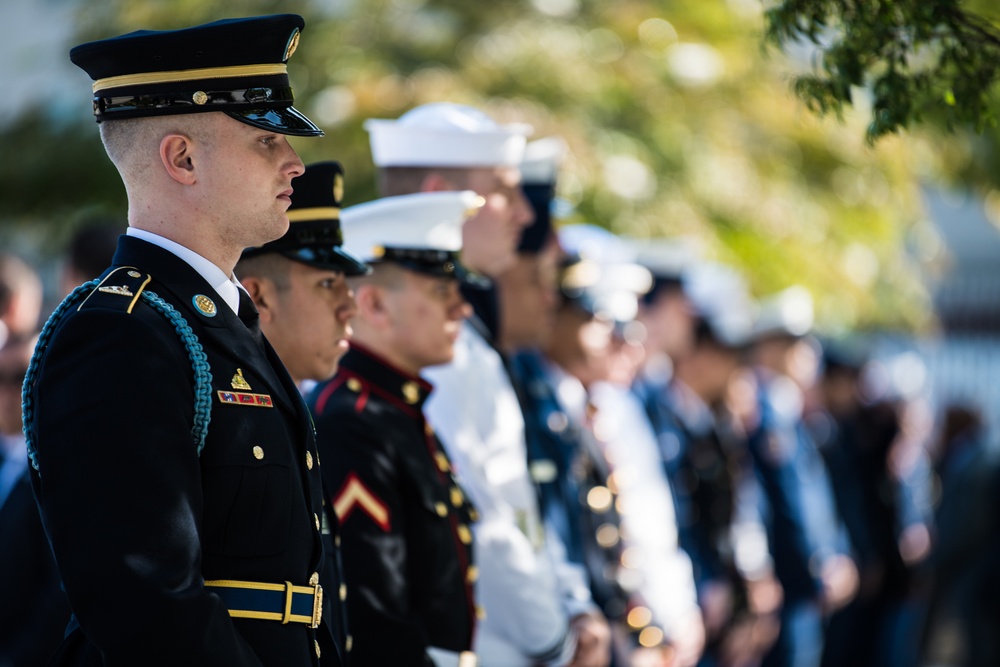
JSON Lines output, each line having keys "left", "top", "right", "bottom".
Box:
{"left": 311, "top": 583, "right": 324, "bottom": 628}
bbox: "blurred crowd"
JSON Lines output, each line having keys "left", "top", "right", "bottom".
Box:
{"left": 2, "top": 186, "right": 998, "bottom": 667}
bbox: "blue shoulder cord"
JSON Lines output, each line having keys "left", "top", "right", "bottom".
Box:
{"left": 22, "top": 280, "right": 213, "bottom": 472}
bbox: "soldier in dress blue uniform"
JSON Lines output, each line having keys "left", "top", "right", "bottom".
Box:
{"left": 236, "top": 160, "right": 372, "bottom": 663}
{"left": 306, "top": 192, "right": 482, "bottom": 667}
{"left": 366, "top": 103, "right": 609, "bottom": 667}
{"left": 745, "top": 288, "right": 858, "bottom": 667}
{"left": 637, "top": 263, "right": 779, "bottom": 667}
{"left": 24, "top": 16, "right": 345, "bottom": 666}
{"left": 545, "top": 225, "right": 706, "bottom": 667}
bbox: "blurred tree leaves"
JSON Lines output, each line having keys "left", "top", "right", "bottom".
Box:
{"left": 764, "top": 0, "right": 1000, "bottom": 144}
{"left": 4, "top": 0, "right": 989, "bottom": 332}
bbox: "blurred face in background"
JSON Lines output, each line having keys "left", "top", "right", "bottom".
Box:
{"left": 0, "top": 338, "right": 33, "bottom": 436}
{"left": 638, "top": 286, "right": 694, "bottom": 361}
{"left": 497, "top": 237, "right": 561, "bottom": 351}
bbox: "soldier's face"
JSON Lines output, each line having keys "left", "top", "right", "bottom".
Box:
{"left": 458, "top": 167, "right": 534, "bottom": 278}
{"left": 194, "top": 114, "right": 305, "bottom": 250}
{"left": 496, "top": 241, "right": 560, "bottom": 349}
{"left": 385, "top": 272, "right": 471, "bottom": 372}
{"left": 260, "top": 261, "right": 356, "bottom": 385}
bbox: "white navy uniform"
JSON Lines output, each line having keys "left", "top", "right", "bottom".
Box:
{"left": 588, "top": 381, "right": 702, "bottom": 642}
{"left": 424, "top": 321, "right": 594, "bottom": 667}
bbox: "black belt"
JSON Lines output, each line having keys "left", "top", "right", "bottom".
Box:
{"left": 205, "top": 579, "right": 323, "bottom": 628}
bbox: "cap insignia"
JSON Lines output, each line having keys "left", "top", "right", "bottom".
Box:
{"left": 371, "top": 245, "right": 385, "bottom": 258}
{"left": 401, "top": 381, "right": 420, "bottom": 405}
{"left": 192, "top": 91, "right": 208, "bottom": 105}
{"left": 333, "top": 173, "right": 344, "bottom": 203}
{"left": 193, "top": 294, "right": 217, "bottom": 317}
{"left": 231, "top": 368, "right": 252, "bottom": 391}
{"left": 283, "top": 28, "right": 300, "bottom": 61}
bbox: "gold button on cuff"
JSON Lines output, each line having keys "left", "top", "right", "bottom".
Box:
{"left": 346, "top": 635, "right": 353, "bottom": 652}
{"left": 314, "top": 640, "right": 321, "bottom": 658}
{"left": 306, "top": 451, "right": 314, "bottom": 470}
{"left": 638, "top": 626, "right": 664, "bottom": 648}
{"left": 435, "top": 502, "right": 448, "bottom": 518}
{"left": 450, "top": 487, "right": 464, "bottom": 507}
{"left": 252, "top": 446, "right": 264, "bottom": 460}
{"left": 346, "top": 378, "right": 362, "bottom": 392}
{"left": 466, "top": 565, "right": 479, "bottom": 584}
{"left": 314, "top": 514, "right": 321, "bottom": 531}
{"left": 339, "top": 584, "right": 347, "bottom": 601}
{"left": 309, "top": 572, "right": 320, "bottom": 586}
{"left": 457, "top": 525, "right": 472, "bottom": 545}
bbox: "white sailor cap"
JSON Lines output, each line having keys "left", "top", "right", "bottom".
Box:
{"left": 752, "top": 285, "right": 814, "bottom": 340}
{"left": 341, "top": 191, "right": 484, "bottom": 280}
{"left": 684, "top": 262, "right": 755, "bottom": 348}
{"left": 364, "top": 102, "right": 533, "bottom": 168}
{"left": 520, "top": 136, "right": 568, "bottom": 185}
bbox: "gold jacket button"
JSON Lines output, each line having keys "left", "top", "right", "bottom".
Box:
{"left": 434, "top": 452, "right": 450, "bottom": 472}
{"left": 457, "top": 525, "right": 472, "bottom": 545}
{"left": 339, "top": 583, "right": 347, "bottom": 601}
{"left": 466, "top": 565, "right": 479, "bottom": 584}
{"left": 306, "top": 451, "right": 314, "bottom": 470}
{"left": 314, "top": 514, "right": 321, "bottom": 531}
{"left": 252, "top": 446, "right": 264, "bottom": 460}
{"left": 450, "top": 487, "right": 463, "bottom": 507}
{"left": 435, "top": 502, "right": 448, "bottom": 518}
{"left": 346, "top": 378, "right": 362, "bottom": 392}
{"left": 346, "top": 635, "right": 353, "bottom": 652}
{"left": 335, "top": 534, "right": 342, "bottom": 548}
{"left": 476, "top": 605, "right": 487, "bottom": 620}
{"left": 309, "top": 572, "right": 320, "bottom": 586}
{"left": 314, "top": 640, "right": 321, "bottom": 658}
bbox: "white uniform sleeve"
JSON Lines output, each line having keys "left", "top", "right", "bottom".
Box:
{"left": 592, "top": 383, "right": 701, "bottom": 641}
{"left": 423, "top": 323, "right": 576, "bottom": 666}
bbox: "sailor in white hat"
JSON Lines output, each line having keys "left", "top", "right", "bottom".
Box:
{"left": 547, "top": 225, "right": 706, "bottom": 666}
{"left": 746, "top": 286, "right": 858, "bottom": 667}
{"left": 306, "top": 191, "right": 483, "bottom": 667}
{"left": 365, "top": 107, "right": 609, "bottom": 666}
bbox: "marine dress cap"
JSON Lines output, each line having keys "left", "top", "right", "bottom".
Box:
{"left": 69, "top": 14, "right": 323, "bottom": 137}
{"left": 365, "top": 102, "right": 532, "bottom": 168}
{"left": 242, "top": 161, "right": 369, "bottom": 275}
{"left": 519, "top": 137, "right": 567, "bottom": 254}
{"left": 341, "top": 191, "right": 484, "bottom": 281}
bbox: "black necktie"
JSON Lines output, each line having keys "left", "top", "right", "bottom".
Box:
{"left": 237, "top": 288, "right": 265, "bottom": 351}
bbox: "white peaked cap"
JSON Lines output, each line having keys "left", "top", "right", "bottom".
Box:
{"left": 558, "top": 224, "right": 652, "bottom": 323}
{"left": 628, "top": 237, "right": 700, "bottom": 280}
{"left": 520, "top": 137, "right": 568, "bottom": 185}
{"left": 340, "top": 191, "right": 484, "bottom": 263}
{"left": 753, "top": 285, "right": 814, "bottom": 339}
{"left": 684, "top": 262, "right": 755, "bottom": 347}
{"left": 364, "top": 102, "right": 533, "bottom": 168}
{"left": 558, "top": 223, "right": 637, "bottom": 264}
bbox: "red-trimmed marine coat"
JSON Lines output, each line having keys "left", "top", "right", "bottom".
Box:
{"left": 308, "top": 344, "right": 477, "bottom": 666}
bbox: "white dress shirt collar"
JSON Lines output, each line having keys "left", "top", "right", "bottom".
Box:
{"left": 126, "top": 228, "right": 242, "bottom": 314}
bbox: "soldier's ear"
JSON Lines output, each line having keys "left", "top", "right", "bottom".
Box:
{"left": 420, "top": 171, "right": 456, "bottom": 193}
{"left": 159, "top": 133, "right": 197, "bottom": 186}
{"left": 354, "top": 284, "right": 389, "bottom": 325}
{"left": 242, "top": 277, "right": 275, "bottom": 322}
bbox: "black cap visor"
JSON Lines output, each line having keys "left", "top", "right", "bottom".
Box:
{"left": 226, "top": 104, "right": 323, "bottom": 137}
{"left": 281, "top": 245, "right": 370, "bottom": 276}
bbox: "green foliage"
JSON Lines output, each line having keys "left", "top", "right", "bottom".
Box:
{"left": 764, "top": 0, "right": 1000, "bottom": 143}
{"left": 1, "top": 0, "right": 959, "bottom": 332}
